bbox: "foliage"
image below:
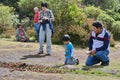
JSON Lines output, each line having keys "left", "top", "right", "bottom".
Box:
{"left": 52, "top": 27, "right": 63, "bottom": 44}
{"left": 82, "top": 0, "right": 120, "bottom": 11}
{"left": 0, "top": 4, "right": 14, "bottom": 34}
{"left": 0, "top": 0, "right": 120, "bottom": 47}
{"left": 67, "top": 4, "right": 87, "bottom": 25}
{"left": 84, "top": 6, "right": 104, "bottom": 19}
{"left": 12, "top": 14, "right": 20, "bottom": 27}
{"left": 106, "top": 10, "right": 120, "bottom": 21}
{"left": 65, "top": 26, "right": 89, "bottom": 47}
{"left": 52, "top": 25, "right": 89, "bottom": 47}
{"left": 18, "top": 0, "right": 42, "bottom": 20}
{"left": 97, "top": 13, "right": 115, "bottom": 31}
{"left": 18, "top": 0, "right": 86, "bottom": 26}
{"left": 0, "top": 0, "right": 19, "bottom": 10}
{"left": 113, "top": 0, "right": 120, "bottom": 12}
{"left": 110, "top": 36, "right": 115, "bottom": 47}
{"left": 26, "top": 28, "right": 36, "bottom": 38}
{"left": 111, "top": 21, "right": 120, "bottom": 40}
{"left": 0, "top": 27, "right": 15, "bottom": 38}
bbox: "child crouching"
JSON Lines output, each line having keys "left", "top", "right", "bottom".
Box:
{"left": 62, "top": 34, "right": 79, "bottom": 65}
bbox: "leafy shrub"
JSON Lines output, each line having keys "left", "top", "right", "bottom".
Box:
{"left": 106, "top": 10, "right": 120, "bottom": 21}
{"left": 84, "top": 6, "right": 104, "bottom": 19}
{"left": 52, "top": 25, "right": 90, "bottom": 47}
{"left": 52, "top": 27, "right": 63, "bottom": 44}
{"left": 97, "top": 13, "right": 115, "bottom": 31}
{"left": 18, "top": 0, "right": 86, "bottom": 27}
{"left": 0, "top": 27, "right": 15, "bottom": 39}
{"left": 67, "top": 4, "right": 87, "bottom": 25}
{"left": 0, "top": 33, "right": 11, "bottom": 39}
{"left": 110, "top": 36, "right": 115, "bottom": 47}
{"left": 111, "top": 21, "right": 120, "bottom": 41}
{"left": 65, "top": 25, "right": 89, "bottom": 47}
{"left": 18, "top": 0, "right": 42, "bottom": 19}
{"left": 26, "top": 28, "right": 36, "bottom": 38}
{"left": 0, "top": 4, "right": 14, "bottom": 34}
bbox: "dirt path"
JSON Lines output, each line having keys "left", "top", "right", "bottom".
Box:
{"left": 0, "top": 39, "right": 120, "bottom": 80}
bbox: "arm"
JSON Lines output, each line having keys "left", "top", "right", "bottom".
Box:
{"left": 39, "top": 11, "right": 43, "bottom": 23}
{"left": 71, "top": 49, "right": 74, "bottom": 58}
{"left": 16, "top": 29, "right": 19, "bottom": 37}
{"left": 68, "top": 43, "right": 74, "bottom": 58}
{"left": 34, "top": 12, "right": 40, "bottom": 23}
{"left": 49, "top": 10, "right": 55, "bottom": 21}
{"left": 88, "top": 33, "right": 93, "bottom": 50}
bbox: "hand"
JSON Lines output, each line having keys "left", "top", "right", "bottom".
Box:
{"left": 43, "top": 16, "right": 49, "bottom": 20}
{"left": 90, "top": 50, "right": 96, "bottom": 55}
{"left": 65, "top": 54, "right": 67, "bottom": 56}
{"left": 39, "top": 20, "right": 43, "bottom": 23}
{"left": 70, "top": 56, "right": 74, "bottom": 59}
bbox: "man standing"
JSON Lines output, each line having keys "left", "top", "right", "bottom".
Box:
{"left": 85, "top": 21, "right": 110, "bottom": 66}
{"left": 38, "top": 2, "right": 54, "bottom": 55}
{"left": 34, "top": 7, "right": 40, "bottom": 42}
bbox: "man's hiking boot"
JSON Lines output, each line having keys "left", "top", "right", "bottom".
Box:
{"left": 101, "top": 61, "right": 109, "bottom": 66}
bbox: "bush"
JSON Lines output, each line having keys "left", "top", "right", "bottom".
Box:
{"left": 18, "top": 0, "right": 86, "bottom": 27}
{"left": 67, "top": 4, "right": 87, "bottom": 25}
{"left": 52, "top": 26, "right": 89, "bottom": 47}
{"left": 52, "top": 27, "right": 63, "bottom": 44}
{"left": 0, "top": 4, "right": 14, "bottom": 34}
{"left": 26, "top": 28, "right": 36, "bottom": 38}
{"left": 84, "top": 6, "right": 104, "bottom": 19}
{"left": 97, "top": 13, "right": 115, "bottom": 31}
{"left": 65, "top": 26, "right": 89, "bottom": 47}
{"left": 110, "top": 36, "right": 115, "bottom": 47}
{"left": 0, "top": 27, "right": 15, "bottom": 39}
{"left": 0, "top": 33, "right": 11, "bottom": 38}
{"left": 18, "top": 0, "right": 42, "bottom": 19}
{"left": 111, "top": 21, "right": 120, "bottom": 41}
{"left": 106, "top": 10, "right": 120, "bottom": 21}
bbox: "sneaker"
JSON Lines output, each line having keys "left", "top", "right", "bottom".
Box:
{"left": 76, "top": 59, "right": 79, "bottom": 65}
{"left": 38, "top": 51, "right": 43, "bottom": 54}
{"left": 101, "top": 61, "right": 109, "bottom": 66}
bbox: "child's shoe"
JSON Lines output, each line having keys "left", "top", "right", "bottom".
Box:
{"left": 76, "top": 59, "right": 79, "bottom": 65}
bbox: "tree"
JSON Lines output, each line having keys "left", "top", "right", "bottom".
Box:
{"left": 0, "top": 0, "right": 19, "bottom": 11}
{"left": 0, "top": 4, "right": 14, "bottom": 33}
{"left": 18, "top": 0, "right": 86, "bottom": 26}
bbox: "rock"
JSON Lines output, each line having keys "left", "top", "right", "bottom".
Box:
{"left": 98, "top": 68, "right": 119, "bottom": 75}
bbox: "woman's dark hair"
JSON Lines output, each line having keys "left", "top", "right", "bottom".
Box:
{"left": 41, "top": 2, "right": 48, "bottom": 8}
{"left": 92, "top": 21, "right": 102, "bottom": 28}
{"left": 17, "top": 24, "right": 23, "bottom": 28}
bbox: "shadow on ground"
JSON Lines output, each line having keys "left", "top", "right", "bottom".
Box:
{"left": 20, "top": 54, "right": 50, "bottom": 60}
